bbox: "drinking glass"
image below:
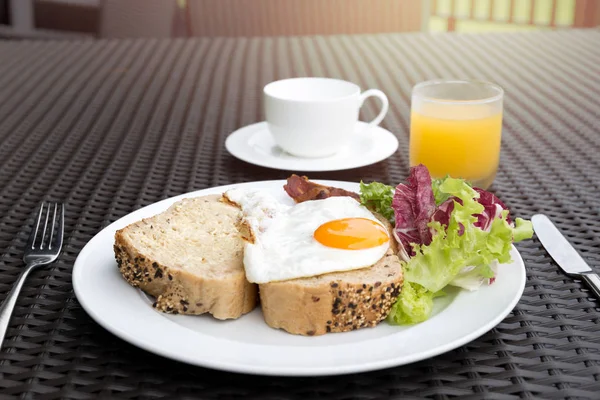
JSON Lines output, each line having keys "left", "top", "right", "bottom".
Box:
{"left": 409, "top": 80, "right": 504, "bottom": 189}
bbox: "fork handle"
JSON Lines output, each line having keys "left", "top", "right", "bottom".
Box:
{"left": 0, "top": 264, "right": 35, "bottom": 350}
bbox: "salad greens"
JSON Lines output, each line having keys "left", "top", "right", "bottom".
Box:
{"left": 359, "top": 181, "right": 395, "bottom": 223}
{"left": 404, "top": 177, "right": 526, "bottom": 293}
{"left": 431, "top": 176, "right": 455, "bottom": 206}
{"left": 360, "top": 165, "right": 534, "bottom": 325}
{"left": 387, "top": 282, "right": 444, "bottom": 325}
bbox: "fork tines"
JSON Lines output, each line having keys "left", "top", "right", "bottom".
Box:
{"left": 27, "top": 202, "right": 64, "bottom": 251}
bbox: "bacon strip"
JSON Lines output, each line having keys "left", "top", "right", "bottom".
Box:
{"left": 284, "top": 174, "right": 360, "bottom": 203}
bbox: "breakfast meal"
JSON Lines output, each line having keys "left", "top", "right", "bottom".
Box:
{"left": 224, "top": 183, "right": 402, "bottom": 335}
{"left": 113, "top": 165, "right": 533, "bottom": 335}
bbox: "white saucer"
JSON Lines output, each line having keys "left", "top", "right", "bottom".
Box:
{"left": 225, "top": 121, "right": 399, "bottom": 171}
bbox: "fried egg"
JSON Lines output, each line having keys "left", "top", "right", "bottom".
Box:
{"left": 224, "top": 189, "right": 390, "bottom": 283}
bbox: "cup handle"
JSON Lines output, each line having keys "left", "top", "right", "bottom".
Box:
{"left": 358, "top": 89, "right": 389, "bottom": 130}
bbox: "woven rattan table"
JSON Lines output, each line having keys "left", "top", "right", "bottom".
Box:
{"left": 0, "top": 29, "right": 599, "bottom": 399}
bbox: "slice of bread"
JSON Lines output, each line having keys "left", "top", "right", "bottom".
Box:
{"left": 114, "top": 195, "right": 258, "bottom": 320}
{"left": 259, "top": 214, "right": 403, "bottom": 336}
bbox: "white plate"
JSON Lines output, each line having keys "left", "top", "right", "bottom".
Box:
{"left": 225, "top": 122, "right": 399, "bottom": 171}
{"left": 73, "top": 180, "right": 526, "bottom": 377}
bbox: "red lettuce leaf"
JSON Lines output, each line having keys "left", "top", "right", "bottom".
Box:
{"left": 472, "top": 188, "right": 511, "bottom": 230}
{"left": 430, "top": 188, "right": 511, "bottom": 235}
{"left": 431, "top": 199, "right": 464, "bottom": 235}
{"left": 392, "top": 166, "right": 513, "bottom": 258}
{"left": 392, "top": 165, "right": 437, "bottom": 256}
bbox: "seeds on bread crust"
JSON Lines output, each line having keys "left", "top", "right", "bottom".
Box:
{"left": 115, "top": 242, "right": 188, "bottom": 314}
{"left": 327, "top": 253, "right": 402, "bottom": 333}
{"left": 259, "top": 251, "right": 403, "bottom": 336}
{"left": 259, "top": 212, "right": 403, "bottom": 336}
{"left": 114, "top": 195, "right": 258, "bottom": 320}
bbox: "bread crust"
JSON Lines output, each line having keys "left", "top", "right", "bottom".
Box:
{"left": 259, "top": 214, "right": 403, "bottom": 336}
{"left": 114, "top": 195, "right": 257, "bottom": 320}
{"left": 259, "top": 251, "right": 402, "bottom": 336}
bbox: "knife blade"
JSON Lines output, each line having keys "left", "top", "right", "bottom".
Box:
{"left": 532, "top": 214, "right": 600, "bottom": 300}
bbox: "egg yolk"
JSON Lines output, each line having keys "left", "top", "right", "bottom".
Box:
{"left": 313, "top": 218, "right": 389, "bottom": 250}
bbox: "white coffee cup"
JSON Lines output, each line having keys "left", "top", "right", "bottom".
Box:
{"left": 264, "top": 78, "right": 389, "bottom": 158}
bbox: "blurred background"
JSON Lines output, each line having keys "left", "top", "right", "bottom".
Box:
{"left": 0, "top": 0, "right": 598, "bottom": 40}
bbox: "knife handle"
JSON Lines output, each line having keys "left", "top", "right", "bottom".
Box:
{"left": 580, "top": 273, "right": 600, "bottom": 300}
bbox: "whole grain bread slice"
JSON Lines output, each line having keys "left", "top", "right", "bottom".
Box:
{"left": 114, "top": 195, "right": 257, "bottom": 320}
{"left": 259, "top": 214, "right": 403, "bottom": 336}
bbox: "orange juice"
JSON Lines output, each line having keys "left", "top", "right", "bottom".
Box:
{"left": 410, "top": 103, "right": 502, "bottom": 189}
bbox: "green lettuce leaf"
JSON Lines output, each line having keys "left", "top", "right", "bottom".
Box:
{"left": 404, "top": 177, "right": 533, "bottom": 293}
{"left": 431, "top": 176, "right": 471, "bottom": 205}
{"left": 450, "top": 262, "right": 497, "bottom": 291}
{"left": 513, "top": 217, "right": 534, "bottom": 243}
{"left": 387, "top": 282, "right": 444, "bottom": 325}
{"left": 363, "top": 174, "right": 535, "bottom": 325}
{"left": 431, "top": 177, "right": 450, "bottom": 205}
{"left": 359, "top": 181, "right": 395, "bottom": 223}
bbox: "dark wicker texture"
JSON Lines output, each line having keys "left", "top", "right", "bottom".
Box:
{"left": 0, "top": 30, "right": 599, "bottom": 399}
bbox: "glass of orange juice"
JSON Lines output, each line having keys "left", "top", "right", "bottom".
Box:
{"left": 409, "top": 80, "right": 504, "bottom": 189}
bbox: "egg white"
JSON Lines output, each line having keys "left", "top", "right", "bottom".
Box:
{"left": 225, "top": 189, "right": 390, "bottom": 284}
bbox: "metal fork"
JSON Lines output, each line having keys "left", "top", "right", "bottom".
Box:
{"left": 0, "top": 203, "right": 64, "bottom": 349}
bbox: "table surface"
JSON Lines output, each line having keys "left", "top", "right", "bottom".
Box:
{"left": 0, "top": 29, "right": 599, "bottom": 399}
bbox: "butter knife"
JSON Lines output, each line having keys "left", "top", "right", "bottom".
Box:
{"left": 532, "top": 214, "right": 600, "bottom": 299}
